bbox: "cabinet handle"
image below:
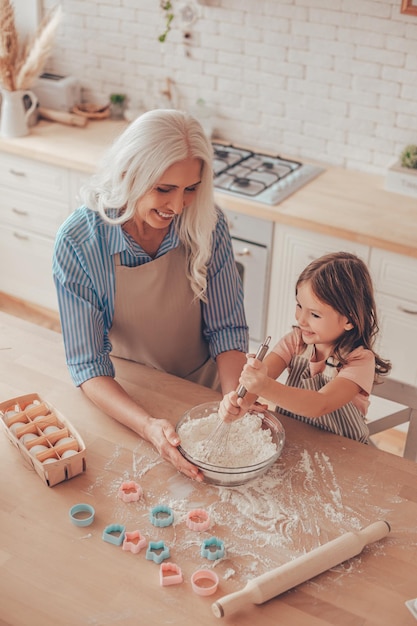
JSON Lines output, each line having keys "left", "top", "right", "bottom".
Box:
{"left": 235, "top": 247, "right": 251, "bottom": 257}
{"left": 12, "top": 207, "right": 28, "bottom": 216}
{"left": 398, "top": 306, "right": 417, "bottom": 315}
{"left": 9, "top": 168, "right": 27, "bottom": 177}
{"left": 13, "top": 232, "right": 29, "bottom": 241}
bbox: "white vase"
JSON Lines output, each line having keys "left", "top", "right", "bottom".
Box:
{"left": 0, "top": 89, "right": 38, "bottom": 138}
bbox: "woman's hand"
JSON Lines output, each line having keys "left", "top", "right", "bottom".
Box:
{"left": 143, "top": 416, "right": 204, "bottom": 482}
{"left": 239, "top": 356, "right": 269, "bottom": 396}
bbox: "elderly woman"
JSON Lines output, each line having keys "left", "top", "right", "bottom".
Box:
{"left": 53, "top": 109, "right": 248, "bottom": 481}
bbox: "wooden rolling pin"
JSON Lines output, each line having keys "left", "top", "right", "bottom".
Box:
{"left": 39, "top": 107, "right": 87, "bottom": 127}
{"left": 212, "top": 520, "right": 390, "bottom": 619}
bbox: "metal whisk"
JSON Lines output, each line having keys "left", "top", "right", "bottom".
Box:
{"left": 201, "top": 336, "right": 271, "bottom": 463}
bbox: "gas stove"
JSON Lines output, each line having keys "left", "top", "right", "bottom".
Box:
{"left": 212, "top": 143, "right": 325, "bottom": 206}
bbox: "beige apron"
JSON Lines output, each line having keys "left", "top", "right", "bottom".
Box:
{"left": 277, "top": 344, "right": 369, "bottom": 443}
{"left": 109, "top": 245, "right": 219, "bottom": 390}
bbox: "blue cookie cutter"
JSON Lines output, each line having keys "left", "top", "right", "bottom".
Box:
{"left": 201, "top": 536, "right": 225, "bottom": 561}
{"left": 146, "top": 540, "right": 171, "bottom": 564}
{"left": 150, "top": 504, "right": 174, "bottom": 527}
{"left": 69, "top": 503, "right": 95, "bottom": 527}
{"left": 102, "top": 523, "right": 126, "bottom": 546}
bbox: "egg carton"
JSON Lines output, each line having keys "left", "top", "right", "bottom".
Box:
{"left": 0, "top": 392, "right": 86, "bottom": 487}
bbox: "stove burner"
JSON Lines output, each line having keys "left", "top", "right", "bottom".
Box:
{"left": 234, "top": 177, "right": 250, "bottom": 187}
{"left": 212, "top": 142, "right": 325, "bottom": 205}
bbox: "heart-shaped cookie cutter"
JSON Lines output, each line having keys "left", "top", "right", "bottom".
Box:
{"left": 102, "top": 523, "right": 126, "bottom": 546}
{"left": 159, "top": 562, "right": 183, "bottom": 586}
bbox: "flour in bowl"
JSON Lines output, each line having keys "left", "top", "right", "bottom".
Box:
{"left": 177, "top": 411, "right": 277, "bottom": 466}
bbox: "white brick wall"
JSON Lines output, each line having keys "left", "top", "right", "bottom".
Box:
{"left": 42, "top": 0, "right": 417, "bottom": 175}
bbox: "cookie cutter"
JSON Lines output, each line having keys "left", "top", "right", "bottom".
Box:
{"left": 118, "top": 480, "right": 143, "bottom": 503}
{"left": 146, "top": 540, "right": 170, "bottom": 564}
{"left": 201, "top": 536, "right": 225, "bottom": 561}
{"left": 191, "top": 569, "right": 219, "bottom": 596}
{"left": 150, "top": 504, "right": 174, "bottom": 527}
{"left": 159, "top": 562, "right": 183, "bottom": 586}
{"left": 122, "top": 530, "right": 147, "bottom": 554}
{"left": 186, "top": 508, "right": 210, "bottom": 532}
{"left": 102, "top": 523, "right": 126, "bottom": 546}
{"left": 405, "top": 598, "right": 417, "bottom": 620}
{"left": 69, "top": 503, "right": 95, "bottom": 527}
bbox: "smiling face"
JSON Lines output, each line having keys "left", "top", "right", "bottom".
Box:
{"left": 133, "top": 157, "right": 202, "bottom": 234}
{"left": 295, "top": 280, "right": 353, "bottom": 359}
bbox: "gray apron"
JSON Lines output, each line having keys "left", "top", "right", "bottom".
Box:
{"left": 277, "top": 344, "right": 369, "bottom": 443}
{"left": 109, "top": 245, "right": 219, "bottom": 390}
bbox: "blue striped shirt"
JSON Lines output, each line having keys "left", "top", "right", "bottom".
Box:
{"left": 53, "top": 205, "right": 248, "bottom": 386}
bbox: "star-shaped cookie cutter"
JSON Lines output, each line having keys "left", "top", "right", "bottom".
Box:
{"left": 150, "top": 504, "right": 174, "bottom": 527}
{"left": 146, "top": 540, "right": 171, "bottom": 564}
{"left": 159, "top": 562, "right": 183, "bottom": 586}
{"left": 122, "top": 530, "right": 147, "bottom": 554}
{"left": 118, "top": 481, "right": 143, "bottom": 503}
{"left": 201, "top": 536, "right": 225, "bottom": 561}
{"left": 102, "top": 523, "right": 126, "bottom": 546}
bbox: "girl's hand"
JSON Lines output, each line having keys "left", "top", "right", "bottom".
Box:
{"left": 218, "top": 390, "right": 249, "bottom": 422}
{"left": 144, "top": 417, "right": 204, "bottom": 482}
{"left": 239, "top": 356, "right": 269, "bottom": 396}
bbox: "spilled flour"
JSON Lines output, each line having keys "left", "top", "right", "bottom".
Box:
{"left": 177, "top": 411, "right": 277, "bottom": 465}
{"left": 82, "top": 435, "right": 405, "bottom": 595}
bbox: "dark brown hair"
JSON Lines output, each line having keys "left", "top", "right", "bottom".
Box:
{"left": 296, "top": 251, "right": 391, "bottom": 376}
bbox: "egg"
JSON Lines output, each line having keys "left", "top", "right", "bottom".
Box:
{"left": 43, "top": 425, "right": 60, "bottom": 435}
{"left": 61, "top": 449, "right": 78, "bottom": 459}
{"left": 29, "top": 444, "right": 49, "bottom": 456}
{"left": 42, "top": 457, "right": 58, "bottom": 464}
{"left": 20, "top": 433, "right": 38, "bottom": 444}
{"left": 33, "top": 415, "right": 48, "bottom": 422}
{"left": 9, "top": 421, "right": 27, "bottom": 434}
{"left": 55, "top": 436, "right": 78, "bottom": 450}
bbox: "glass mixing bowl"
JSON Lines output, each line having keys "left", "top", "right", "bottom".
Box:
{"left": 176, "top": 401, "right": 285, "bottom": 487}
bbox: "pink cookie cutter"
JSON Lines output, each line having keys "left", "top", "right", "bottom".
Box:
{"left": 186, "top": 509, "right": 210, "bottom": 532}
{"left": 118, "top": 481, "right": 143, "bottom": 503}
{"left": 191, "top": 569, "right": 219, "bottom": 596}
{"left": 122, "top": 530, "right": 147, "bottom": 554}
{"left": 159, "top": 562, "right": 183, "bottom": 587}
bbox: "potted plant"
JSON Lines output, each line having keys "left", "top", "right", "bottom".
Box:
{"left": 109, "top": 93, "right": 127, "bottom": 120}
{"left": 385, "top": 144, "right": 417, "bottom": 199}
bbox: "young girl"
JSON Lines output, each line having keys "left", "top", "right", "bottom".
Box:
{"left": 220, "top": 251, "right": 391, "bottom": 443}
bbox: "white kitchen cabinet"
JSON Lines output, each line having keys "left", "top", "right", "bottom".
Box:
{"left": 369, "top": 248, "right": 417, "bottom": 386}
{"left": 69, "top": 170, "right": 91, "bottom": 211}
{"left": 0, "top": 152, "right": 71, "bottom": 311}
{"left": 266, "top": 224, "right": 370, "bottom": 342}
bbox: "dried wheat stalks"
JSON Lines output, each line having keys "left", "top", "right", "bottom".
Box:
{"left": 0, "top": 0, "right": 20, "bottom": 90}
{"left": 14, "top": 4, "right": 62, "bottom": 90}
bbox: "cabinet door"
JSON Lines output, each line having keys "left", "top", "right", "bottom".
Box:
{"left": 0, "top": 152, "right": 69, "bottom": 201}
{"left": 369, "top": 248, "right": 417, "bottom": 386}
{"left": 0, "top": 225, "right": 58, "bottom": 311}
{"left": 374, "top": 292, "right": 417, "bottom": 386}
{"left": 267, "top": 225, "right": 370, "bottom": 341}
{"left": 69, "top": 170, "right": 91, "bottom": 213}
{"left": 2, "top": 186, "right": 67, "bottom": 238}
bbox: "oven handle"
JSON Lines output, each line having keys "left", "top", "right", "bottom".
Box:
{"left": 234, "top": 247, "right": 251, "bottom": 257}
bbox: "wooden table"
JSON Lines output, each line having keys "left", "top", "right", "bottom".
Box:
{"left": 0, "top": 312, "right": 416, "bottom": 626}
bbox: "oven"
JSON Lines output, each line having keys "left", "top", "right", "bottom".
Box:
{"left": 212, "top": 143, "right": 325, "bottom": 349}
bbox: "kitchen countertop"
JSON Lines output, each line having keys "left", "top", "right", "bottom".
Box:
{"left": 0, "top": 311, "right": 417, "bottom": 626}
{"left": 0, "top": 119, "right": 416, "bottom": 258}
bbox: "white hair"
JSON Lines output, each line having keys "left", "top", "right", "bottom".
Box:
{"left": 81, "top": 109, "right": 218, "bottom": 301}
